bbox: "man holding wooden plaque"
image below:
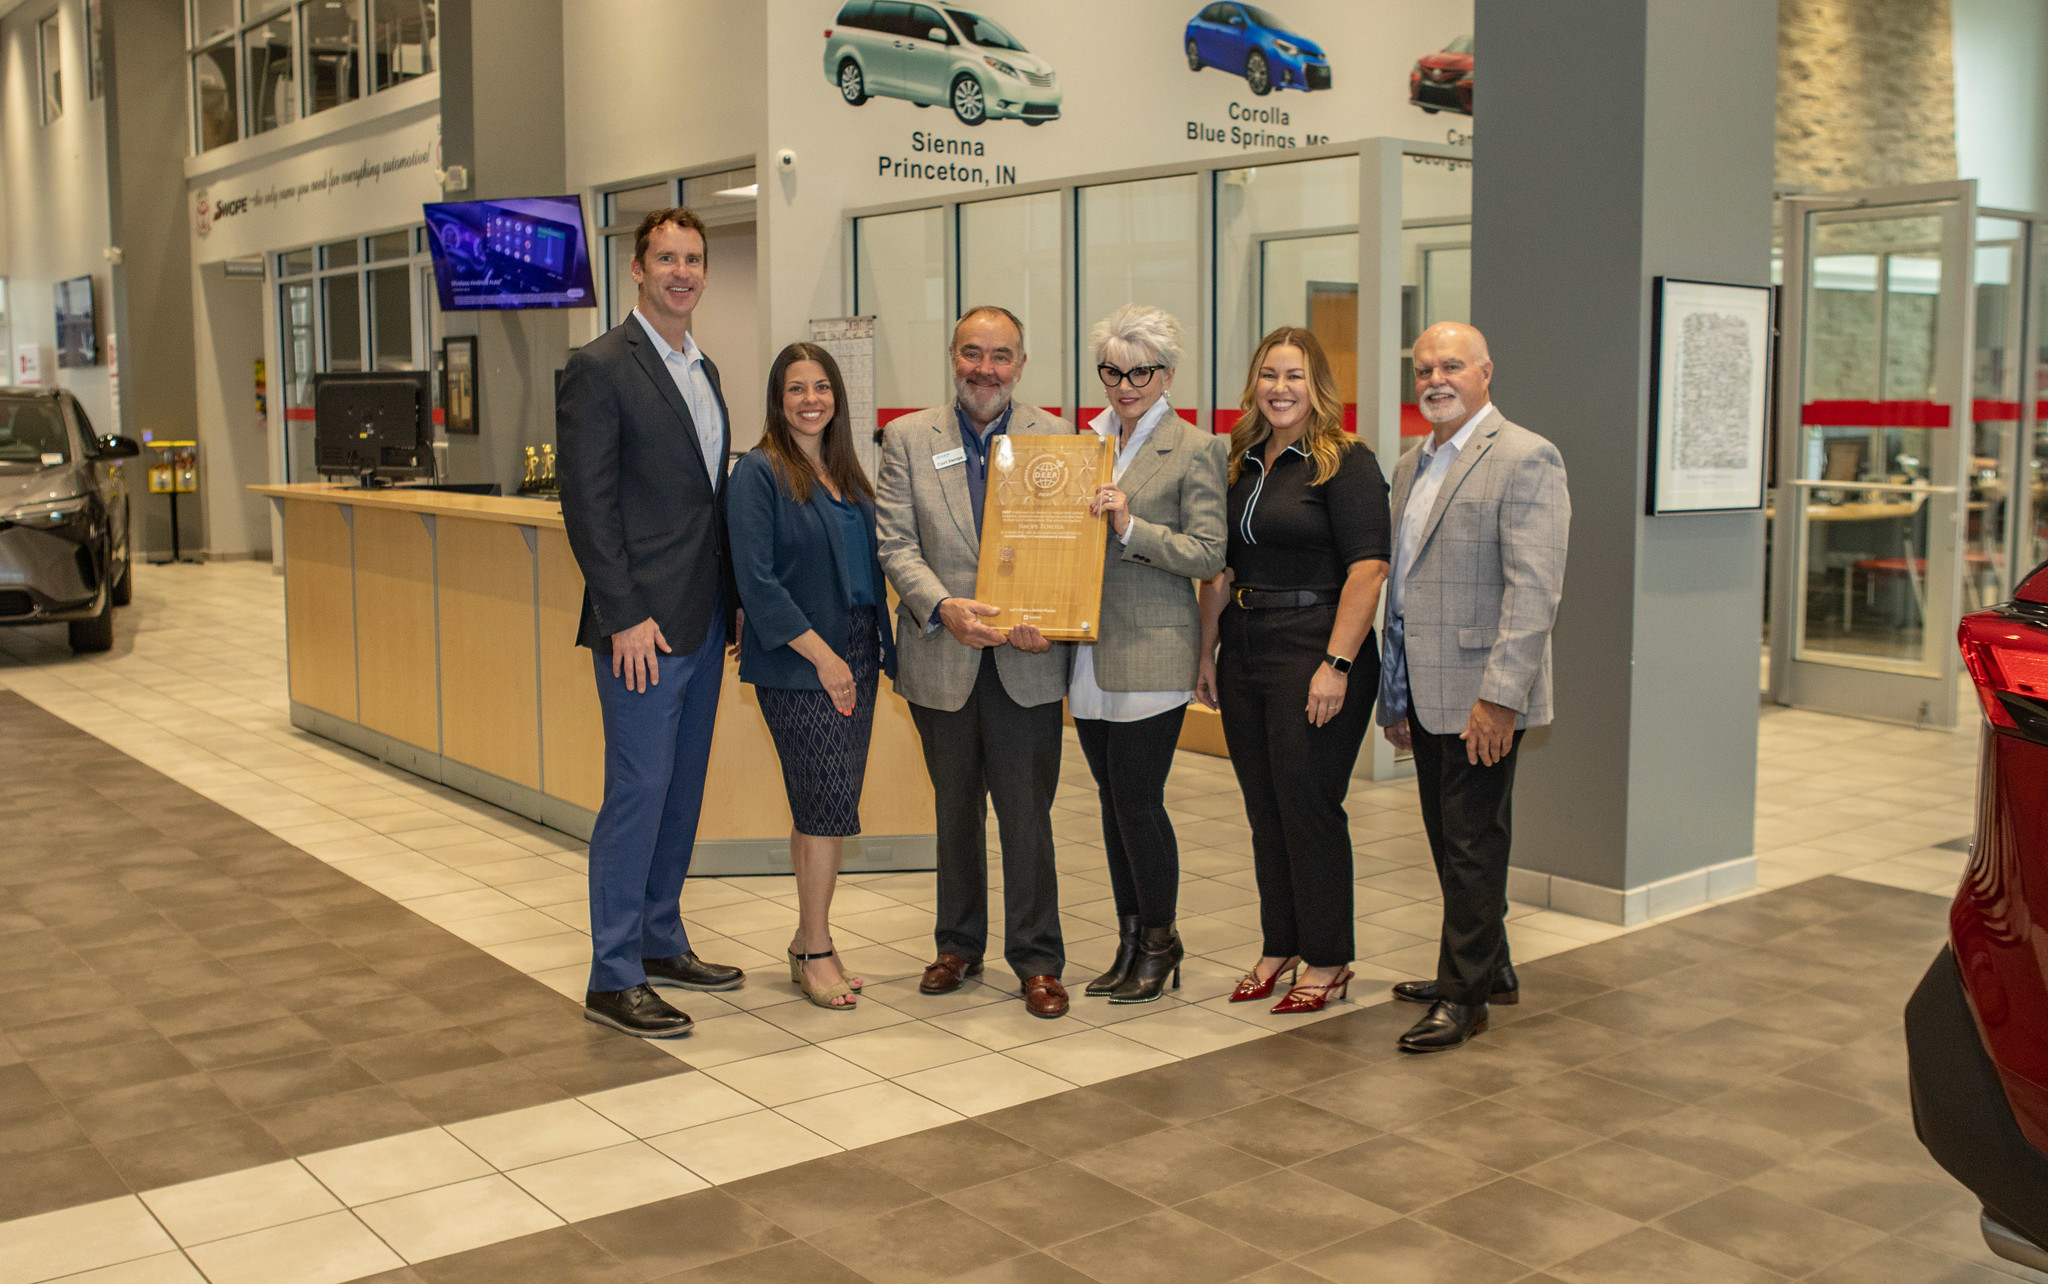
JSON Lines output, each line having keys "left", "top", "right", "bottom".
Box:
{"left": 876, "top": 307, "right": 1081, "bottom": 1019}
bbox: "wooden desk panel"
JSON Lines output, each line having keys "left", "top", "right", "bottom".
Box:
{"left": 353, "top": 507, "right": 439, "bottom": 753}
{"left": 536, "top": 529, "right": 605, "bottom": 812}
{"left": 437, "top": 518, "right": 540, "bottom": 790}
{"left": 283, "top": 500, "right": 357, "bottom": 721}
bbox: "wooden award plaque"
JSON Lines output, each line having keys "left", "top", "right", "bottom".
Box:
{"left": 974, "top": 433, "right": 1115, "bottom": 642}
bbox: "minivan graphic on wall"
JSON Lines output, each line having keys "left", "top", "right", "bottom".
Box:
{"left": 1183, "top": 2, "right": 1331, "bottom": 96}
{"left": 825, "top": 2, "right": 1061, "bottom": 127}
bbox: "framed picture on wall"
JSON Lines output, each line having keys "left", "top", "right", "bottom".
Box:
{"left": 441, "top": 336, "right": 477, "bottom": 434}
{"left": 1647, "top": 276, "right": 1773, "bottom": 515}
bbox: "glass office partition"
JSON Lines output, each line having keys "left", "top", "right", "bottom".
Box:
{"left": 854, "top": 207, "right": 947, "bottom": 418}
{"left": 1077, "top": 175, "right": 1200, "bottom": 424}
{"left": 957, "top": 191, "right": 1062, "bottom": 414}
{"left": 1213, "top": 156, "right": 1357, "bottom": 427}
{"left": 1973, "top": 217, "right": 2026, "bottom": 600}
{"left": 2035, "top": 231, "right": 2048, "bottom": 570}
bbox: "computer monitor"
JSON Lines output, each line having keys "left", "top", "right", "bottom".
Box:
{"left": 313, "top": 371, "right": 433, "bottom": 484}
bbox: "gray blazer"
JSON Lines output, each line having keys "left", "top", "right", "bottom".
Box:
{"left": 1379, "top": 408, "right": 1570, "bottom": 736}
{"left": 876, "top": 402, "right": 1076, "bottom": 712}
{"left": 1091, "top": 416, "right": 1228, "bottom": 692}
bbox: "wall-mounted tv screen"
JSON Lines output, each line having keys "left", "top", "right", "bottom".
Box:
{"left": 422, "top": 195, "right": 597, "bottom": 311}
{"left": 55, "top": 276, "right": 96, "bottom": 368}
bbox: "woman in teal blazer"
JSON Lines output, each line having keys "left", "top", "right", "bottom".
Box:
{"left": 727, "top": 342, "right": 895, "bottom": 1010}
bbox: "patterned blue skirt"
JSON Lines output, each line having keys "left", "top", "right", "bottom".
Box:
{"left": 756, "top": 607, "right": 881, "bottom": 837}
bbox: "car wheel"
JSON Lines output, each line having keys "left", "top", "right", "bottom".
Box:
{"left": 1245, "top": 50, "right": 1271, "bottom": 95}
{"left": 1023, "top": 118, "right": 1044, "bottom": 126}
{"left": 1420, "top": 105, "right": 1438, "bottom": 114}
{"left": 950, "top": 74, "right": 987, "bottom": 126}
{"left": 838, "top": 59, "right": 868, "bottom": 106}
{"left": 68, "top": 598, "right": 113, "bottom": 653}
{"left": 1186, "top": 38, "right": 1203, "bottom": 71}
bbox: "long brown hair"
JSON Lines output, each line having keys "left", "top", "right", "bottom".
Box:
{"left": 759, "top": 343, "right": 873, "bottom": 505}
{"left": 1227, "top": 326, "right": 1356, "bottom": 486}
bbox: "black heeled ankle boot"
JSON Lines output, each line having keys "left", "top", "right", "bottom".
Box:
{"left": 1086, "top": 916, "right": 1142, "bottom": 997}
{"left": 1110, "top": 924, "right": 1183, "bottom": 1004}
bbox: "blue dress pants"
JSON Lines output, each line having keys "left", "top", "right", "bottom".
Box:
{"left": 586, "top": 613, "right": 726, "bottom": 993}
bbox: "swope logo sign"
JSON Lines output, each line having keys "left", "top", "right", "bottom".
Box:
{"left": 195, "top": 188, "right": 254, "bottom": 237}
{"left": 1027, "top": 454, "right": 1068, "bottom": 494}
{"left": 195, "top": 188, "right": 211, "bottom": 237}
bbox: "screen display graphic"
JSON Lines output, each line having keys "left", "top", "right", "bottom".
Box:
{"left": 423, "top": 195, "right": 597, "bottom": 311}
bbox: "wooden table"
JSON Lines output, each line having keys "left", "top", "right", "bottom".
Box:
{"left": 251, "top": 484, "right": 935, "bottom": 875}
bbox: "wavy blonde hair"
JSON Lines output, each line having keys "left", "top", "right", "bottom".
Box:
{"left": 1227, "top": 326, "right": 1355, "bottom": 486}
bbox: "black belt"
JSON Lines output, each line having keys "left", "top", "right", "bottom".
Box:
{"left": 1231, "top": 587, "right": 1340, "bottom": 610}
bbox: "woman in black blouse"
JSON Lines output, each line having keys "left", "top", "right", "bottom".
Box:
{"left": 1195, "top": 326, "right": 1391, "bottom": 1014}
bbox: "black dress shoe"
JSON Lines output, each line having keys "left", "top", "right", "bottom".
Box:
{"left": 1397, "top": 999, "right": 1489, "bottom": 1053}
{"left": 644, "top": 952, "right": 745, "bottom": 992}
{"left": 1392, "top": 961, "right": 1518, "bottom": 1006}
{"left": 1110, "top": 924, "right": 1183, "bottom": 1005}
{"left": 585, "top": 983, "right": 693, "bottom": 1038}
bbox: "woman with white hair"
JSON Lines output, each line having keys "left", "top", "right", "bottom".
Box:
{"left": 1073, "top": 303, "right": 1228, "bottom": 1005}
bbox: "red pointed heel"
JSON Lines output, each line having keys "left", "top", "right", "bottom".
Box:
{"left": 1229, "top": 957, "right": 1300, "bottom": 1003}
{"left": 1272, "top": 967, "right": 1354, "bottom": 1014}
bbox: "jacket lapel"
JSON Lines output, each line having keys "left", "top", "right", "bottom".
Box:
{"left": 624, "top": 323, "right": 710, "bottom": 484}
{"left": 703, "top": 355, "right": 730, "bottom": 493}
{"left": 935, "top": 414, "right": 980, "bottom": 549}
{"left": 1413, "top": 412, "right": 1500, "bottom": 558}
{"left": 1114, "top": 419, "right": 1173, "bottom": 501}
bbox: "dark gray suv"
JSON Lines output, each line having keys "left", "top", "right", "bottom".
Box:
{"left": 0, "top": 388, "right": 139, "bottom": 652}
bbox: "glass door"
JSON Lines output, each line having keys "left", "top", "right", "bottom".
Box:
{"left": 1970, "top": 215, "right": 2034, "bottom": 603}
{"left": 1771, "top": 189, "right": 1972, "bottom": 726}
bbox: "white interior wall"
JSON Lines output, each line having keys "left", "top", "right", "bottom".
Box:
{"left": 1, "top": 0, "right": 113, "bottom": 432}
{"left": 1952, "top": 0, "right": 2048, "bottom": 213}
{"left": 191, "top": 268, "right": 271, "bottom": 557}
{"left": 695, "top": 221, "right": 761, "bottom": 449}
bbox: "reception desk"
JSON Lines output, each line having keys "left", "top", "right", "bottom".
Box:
{"left": 251, "top": 484, "right": 936, "bottom": 875}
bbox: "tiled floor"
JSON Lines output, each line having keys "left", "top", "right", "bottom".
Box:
{"left": 0, "top": 562, "right": 1999, "bottom": 1283}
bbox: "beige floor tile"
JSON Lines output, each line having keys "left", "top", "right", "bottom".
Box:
{"left": 299, "top": 1128, "right": 494, "bottom": 1207}
{"left": 1106, "top": 1003, "right": 1273, "bottom": 1059}
{"left": 399, "top": 887, "right": 528, "bottom": 922}
{"left": 818, "top": 1021, "right": 988, "bottom": 1078}
{"left": 505, "top": 1141, "right": 706, "bottom": 1221}
{"left": 446, "top": 1100, "right": 635, "bottom": 1170}
{"left": 776, "top": 1080, "right": 966, "bottom": 1149}
{"left": 927, "top": 997, "right": 1076, "bottom": 1051}
{"left": 0, "top": 1197, "right": 177, "bottom": 1284}
{"left": 580, "top": 1072, "right": 761, "bottom": 1137}
{"left": 503, "top": 874, "right": 590, "bottom": 908}
{"left": 49, "top": 1252, "right": 207, "bottom": 1283}
{"left": 701, "top": 1044, "right": 879, "bottom": 1106}
{"left": 648, "top": 1110, "right": 841, "bottom": 1184}
{"left": 893, "top": 1051, "right": 1074, "bottom": 1115}
{"left": 672, "top": 1011, "right": 811, "bottom": 1068}
{"left": 754, "top": 992, "right": 916, "bottom": 1041}
{"left": 140, "top": 1161, "right": 342, "bottom": 1247}
{"left": 482, "top": 932, "right": 593, "bottom": 972}
{"left": 181, "top": 1212, "right": 402, "bottom": 1284}
{"left": 443, "top": 907, "right": 574, "bottom": 948}
{"left": 1002, "top": 1027, "right": 1178, "bottom": 1086}
{"left": 354, "top": 1175, "right": 561, "bottom": 1263}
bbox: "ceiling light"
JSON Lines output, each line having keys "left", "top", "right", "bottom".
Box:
{"left": 713, "top": 184, "right": 758, "bottom": 199}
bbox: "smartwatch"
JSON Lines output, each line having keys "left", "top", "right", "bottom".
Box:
{"left": 1323, "top": 653, "right": 1353, "bottom": 674}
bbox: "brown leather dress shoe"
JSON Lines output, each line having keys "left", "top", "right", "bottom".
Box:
{"left": 920, "top": 954, "right": 984, "bottom": 994}
{"left": 1022, "top": 975, "right": 1069, "bottom": 1019}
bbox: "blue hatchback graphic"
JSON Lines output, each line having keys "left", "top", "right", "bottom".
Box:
{"left": 1184, "top": 2, "right": 1330, "bottom": 96}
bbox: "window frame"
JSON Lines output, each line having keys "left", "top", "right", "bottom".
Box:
{"left": 187, "top": 0, "right": 435, "bottom": 153}
{"left": 38, "top": 11, "right": 63, "bottom": 126}
{"left": 595, "top": 162, "right": 759, "bottom": 330}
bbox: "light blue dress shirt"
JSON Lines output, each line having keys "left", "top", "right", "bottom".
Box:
{"left": 632, "top": 309, "right": 726, "bottom": 488}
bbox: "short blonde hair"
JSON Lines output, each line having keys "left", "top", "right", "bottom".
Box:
{"left": 1089, "top": 304, "right": 1183, "bottom": 372}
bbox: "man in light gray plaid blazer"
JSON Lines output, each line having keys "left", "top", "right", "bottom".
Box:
{"left": 1378, "top": 322, "right": 1570, "bottom": 1054}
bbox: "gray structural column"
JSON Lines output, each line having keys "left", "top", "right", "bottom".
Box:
{"left": 1472, "top": 0, "right": 1775, "bottom": 924}
{"left": 439, "top": 0, "right": 570, "bottom": 493}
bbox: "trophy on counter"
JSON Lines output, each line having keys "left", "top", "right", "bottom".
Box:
{"left": 972, "top": 434, "right": 1114, "bottom": 641}
{"left": 518, "top": 445, "right": 543, "bottom": 494}
{"left": 538, "top": 443, "right": 558, "bottom": 494}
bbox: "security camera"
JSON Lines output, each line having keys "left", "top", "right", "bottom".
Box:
{"left": 777, "top": 149, "right": 797, "bottom": 172}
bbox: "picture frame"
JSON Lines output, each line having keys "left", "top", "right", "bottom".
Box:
{"left": 1646, "top": 276, "right": 1774, "bottom": 515}
{"left": 440, "top": 335, "right": 478, "bottom": 435}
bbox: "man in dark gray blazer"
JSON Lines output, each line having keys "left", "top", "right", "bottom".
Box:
{"left": 1379, "top": 321, "right": 1570, "bottom": 1053}
{"left": 876, "top": 307, "right": 1076, "bottom": 1018}
{"left": 556, "top": 208, "right": 745, "bottom": 1038}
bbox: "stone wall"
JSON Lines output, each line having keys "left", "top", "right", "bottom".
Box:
{"left": 1778, "top": 0, "right": 1959, "bottom": 191}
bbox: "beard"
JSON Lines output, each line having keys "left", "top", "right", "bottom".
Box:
{"left": 955, "top": 373, "right": 1013, "bottom": 422}
{"left": 1419, "top": 389, "right": 1467, "bottom": 424}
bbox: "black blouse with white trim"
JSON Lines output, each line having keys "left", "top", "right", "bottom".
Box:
{"left": 1225, "top": 439, "right": 1392, "bottom": 592}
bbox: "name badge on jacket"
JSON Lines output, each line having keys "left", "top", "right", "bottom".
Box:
{"left": 933, "top": 447, "right": 967, "bottom": 470}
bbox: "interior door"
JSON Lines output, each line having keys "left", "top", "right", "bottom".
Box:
{"left": 1771, "top": 187, "right": 1973, "bottom": 726}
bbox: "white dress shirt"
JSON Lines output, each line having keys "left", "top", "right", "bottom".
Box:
{"left": 1068, "top": 399, "right": 1193, "bottom": 723}
{"left": 1388, "top": 401, "right": 1495, "bottom": 620}
{"left": 632, "top": 309, "right": 726, "bottom": 488}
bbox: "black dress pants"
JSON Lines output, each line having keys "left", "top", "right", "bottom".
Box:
{"left": 1408, "top": 715, "right": 1524, "bottom": 1007}
{"left": 1217, "top": 606, "right": 1377, "bottom": 967}
{"left": 1074, "top": 705, "right": 1187, "bottom": 929}
{"left": 908, "top": 649, "right": 1065, "bottom": 980}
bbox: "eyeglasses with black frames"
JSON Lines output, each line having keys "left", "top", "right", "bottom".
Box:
{"left": 1097, "top": 362, "right": 1164, "bottom": 389}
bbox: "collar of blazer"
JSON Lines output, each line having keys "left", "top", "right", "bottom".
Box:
{"left": 1106, "top": 412, "right": 1180, "bottom": 504}
{"left": 1401, "top": 407, "right": 1502, "bottom": 563}
{"left": 623, "top": 319, "right": 727, "bottom": 488}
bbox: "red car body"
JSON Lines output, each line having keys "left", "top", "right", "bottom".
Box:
{"left": 1909, "top": 562, "right": 2048, "bottom": 1265}
{"left": 1409, "top": 36, "right": 1472, "bottom": 116}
